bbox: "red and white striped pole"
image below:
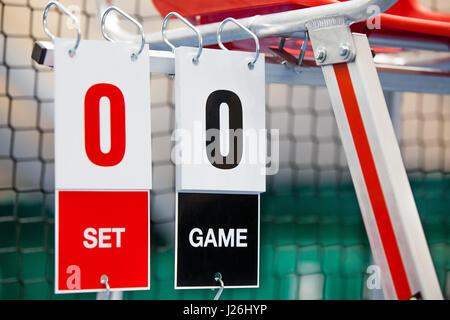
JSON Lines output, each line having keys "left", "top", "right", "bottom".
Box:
{"left": 315, "top": 32, "right": 442, "bottom": 299}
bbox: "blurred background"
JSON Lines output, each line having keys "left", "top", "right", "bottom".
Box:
{"left": 0, "top": 0, "right": 449, "bottom": 299}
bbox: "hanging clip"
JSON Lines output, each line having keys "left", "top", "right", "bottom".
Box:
{"left": 101, "top": 6, "right": 146, "bottom": 61}
{"left": 43, "top": 1, "right": 81, "bottom": 57}
{"left": 162, "top": 12, "right": 203, "bottom": 65}
{"left": 217, "top": 17, "right": 260, "bottom": 70}
{"left": 297, "top": 31, "right": 310, "bottom": 66}
{"left": 213, "top": 272, "right": 224, "bottom": 300}
{"left": 100, "top": 274, "right": 112, "bottom": 300}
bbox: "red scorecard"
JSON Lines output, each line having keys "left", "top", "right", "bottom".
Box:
{"left": 56, "top": 191, "right": 150, "bottom": 293}
{"left": 54, "top": 40, "right": 152, "bottom": 294}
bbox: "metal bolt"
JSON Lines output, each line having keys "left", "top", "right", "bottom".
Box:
{"left": 315, "top": 47, "right": 327, "bottom": 63}
{"left": 339, "top": 43, "right": 351, "bottom": 59}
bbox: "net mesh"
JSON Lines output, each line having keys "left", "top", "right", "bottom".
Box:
{"left": 0, "top": 0, "right": 449, "bottom": 300}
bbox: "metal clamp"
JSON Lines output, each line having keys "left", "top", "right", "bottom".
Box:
{"left": 43, "top": 1, "right": 81, "bottom": 57}
{"left": 162, "top": 12, "right": 203, "bottom": 64}
{"left": 101, "top": 6, "right": 145, "bottom": 61}
{"left": 306, "top": 17, "right": 355, "bottom": 66}
{"left": 217, "top": 17, "right": 260, "bottom": 69}
{"left": 213, "top": 272, "right": 224, "bottom": 300}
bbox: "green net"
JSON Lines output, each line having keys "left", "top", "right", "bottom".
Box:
{"left": 0, "top": 0, "right": 449, "bottom": 300}
{"left": 0, "top": 180, "right": 448, "bottom": 300}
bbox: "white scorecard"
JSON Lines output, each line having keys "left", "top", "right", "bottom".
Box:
{"left": 174, "top": 47, "right": 266, "bottom": 193}
{"left": 54, "top": 39, "right": 152, "bottom": 190}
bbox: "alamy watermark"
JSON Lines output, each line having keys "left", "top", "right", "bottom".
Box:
{"left": 171, "top": 122, "right": 279, "bottom": 176}
{"left": 366, "top": 5, "right": 382, "bottom": 30}
{"left": 366, "top": 265, "right": 382, "bottom": 290}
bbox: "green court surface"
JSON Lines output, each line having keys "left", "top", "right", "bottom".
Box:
{"left": 0, "top": 177, "right": 448, "bottom": 300}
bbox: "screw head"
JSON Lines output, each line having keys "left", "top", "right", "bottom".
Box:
{"left": 315, "top": 48, "right": 327, "bottom": 63}
{"left": 339, "top": 43, "right": 351, "bottom": 58}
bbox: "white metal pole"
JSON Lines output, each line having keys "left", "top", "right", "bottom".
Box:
{"left": 318, "top": 32, "right": 442, "bottom": 300}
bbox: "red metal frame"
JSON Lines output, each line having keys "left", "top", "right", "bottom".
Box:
{"left": 152, "top": 0, "right": 450, "bottom": 38}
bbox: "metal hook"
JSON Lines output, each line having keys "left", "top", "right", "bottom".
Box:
{"left": 297, "top": 31, "right": 310, "bottom": 66}
{"left": 100, "top": 274, "right": 112, "bottom": 300}
{"left": 213, "top": 272, "right": 224, "bottom": 300}
{"left": 217, "top": 17, "right": 260, "bottom": 70}
{"left": 101, "top": 6, "right": 145, "bottom": 61}
{"left": 43, "top": 1, "right": 81, "bottom": 57}
{"left": 162, "top": 12, "right": 203, "bottom": 65}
